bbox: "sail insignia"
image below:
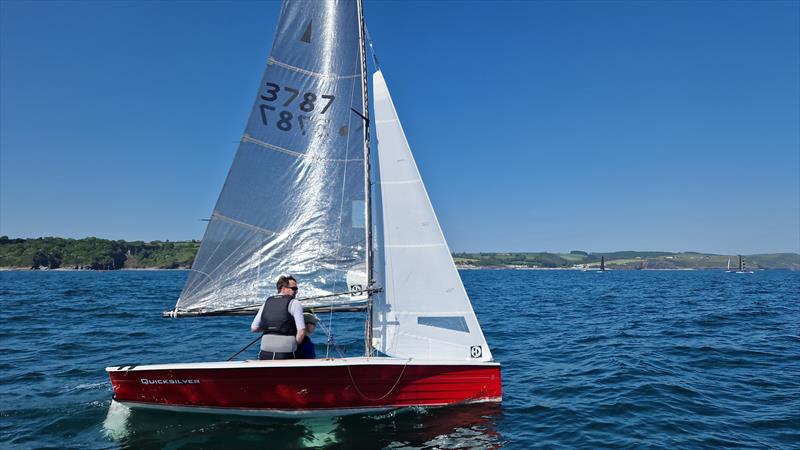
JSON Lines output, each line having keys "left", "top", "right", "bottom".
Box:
{"left": 300, "top": 19, "right": 312, "bottom": 43}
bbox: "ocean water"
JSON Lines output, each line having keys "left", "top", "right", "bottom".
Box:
{"left": 1, "top": 269, "right": 798, "bottom": 449}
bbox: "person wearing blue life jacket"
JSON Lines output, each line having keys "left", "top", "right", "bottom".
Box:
{"left": 295, "top": 313, "right": 319, "bottom": 359}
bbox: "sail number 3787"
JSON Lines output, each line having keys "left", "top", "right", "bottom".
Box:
{"left": 258, "top": 82, "right": 335, "bottom": 135}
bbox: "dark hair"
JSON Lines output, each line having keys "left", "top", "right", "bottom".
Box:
{"left": 276, "top": 275, "right": 297, "bottom": 292}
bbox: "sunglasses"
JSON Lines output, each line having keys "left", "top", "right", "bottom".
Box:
{"left": 288, "top": 286, "right": 298, "bottom": 291}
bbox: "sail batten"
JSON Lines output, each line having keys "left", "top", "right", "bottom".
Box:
{"left": 210, "top": 212, "right": 279, "bottom": 236}
{"left": 268, "top": 57, "right": 361, "bottom": 79}
{"left": 241, "top": 134, "right": 364, "bottom": 162}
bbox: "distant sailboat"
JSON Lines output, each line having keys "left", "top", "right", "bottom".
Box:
{"left": 597, "top": 255, "right": 607, "bottom": 273}
{"left": 735, "top": 255, "right": 754, "bottom": 274}
{"left": 725, "top": 257, "right": 736, "bottom": 273}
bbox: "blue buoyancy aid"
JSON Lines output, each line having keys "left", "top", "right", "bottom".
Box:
{"left": 296, "top": 336, "right": 315, "bottom": 359}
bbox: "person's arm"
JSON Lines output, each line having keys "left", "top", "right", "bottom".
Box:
{"left": 250, "top": 302, "right": 266, "bottom": 332}
{"left": 289, "top": 300, "right": 306, "bottom": 344}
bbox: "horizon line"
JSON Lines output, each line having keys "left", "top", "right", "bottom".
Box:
{"left": 1, "top": 235, "right": 798, "bottom": 256}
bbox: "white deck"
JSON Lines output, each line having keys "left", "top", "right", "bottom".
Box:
{"left": 106, "top": 356, "right": 501, "bottom": 372}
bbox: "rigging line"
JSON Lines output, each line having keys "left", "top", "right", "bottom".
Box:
{"left": 364, "top": 308, "right": 371, "bottom": 357}
{"left": 182, "top": 287, "right": 382, "bottom": 315}
{"left": 226, "top": 335, "right": 262, "bottom": 361}
{"left": 327, "top": 71, "right": 361, "bottom": 359}
{"left": 346, "top": 358, "right": 411, "bottom": 402}
{"left": 350, "top": 108, "right": 369, "bottom": 125}
{"left": 316, "top": 319, "right": 346, "bottom": 359}
{"left": 364, "top": 25, "right": 380, "bottom": 69}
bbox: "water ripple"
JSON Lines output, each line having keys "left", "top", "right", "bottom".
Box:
{"left": 0, "top": 269, "right": 798, "bottom": 448}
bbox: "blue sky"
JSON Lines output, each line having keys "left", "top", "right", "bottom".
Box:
{"left": 1, "top": 1, "right": 798, "bottom": 254}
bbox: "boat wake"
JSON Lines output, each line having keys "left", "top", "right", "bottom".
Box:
{"left": 100, "top": 400, "right": 502, "bottom": 448}
{"left": 101, "top": 400, "right": 132, "bottom": 441}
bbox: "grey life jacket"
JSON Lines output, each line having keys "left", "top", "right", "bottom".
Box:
{"left": 259, "top": 294, "right": 297, "bottom": 336}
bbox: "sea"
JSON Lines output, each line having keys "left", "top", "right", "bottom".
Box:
{"left": 1, "top": 269, "right": 798, "bottom": 449}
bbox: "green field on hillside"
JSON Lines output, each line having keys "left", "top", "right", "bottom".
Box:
{"left": 453, "top": 251, "right": 799, "bottom": 270}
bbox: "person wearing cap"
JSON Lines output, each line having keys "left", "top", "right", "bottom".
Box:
{"left": 295, "top": 313, "right": 319, "bottom": 359}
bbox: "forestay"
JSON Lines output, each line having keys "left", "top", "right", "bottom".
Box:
{"left": 370, "top": 71, "right": 493, "bottom": 362}
{"left": 176, "top": 0, "right": 368, "bottom": 314}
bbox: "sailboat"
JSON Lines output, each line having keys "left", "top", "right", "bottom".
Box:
{"left": 725, "top": 257, "right": 734, "bottom": 273}
{"left": 597, "top": 255, "right": 607, "bottom": 273}
{"left": 106, "top": 0, "right": 501, "bottom": 416}
{"left": 735, "top": 254, "right": 754, "bottom": 274}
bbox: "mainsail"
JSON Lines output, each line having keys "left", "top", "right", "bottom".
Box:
{"left": 176, "top": 0, "right": 368, "bottom": 314}
{"left": 370, "top": 71, "right": 493, "bottom": 362}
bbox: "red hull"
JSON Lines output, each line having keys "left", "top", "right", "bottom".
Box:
{"left": 107, "top": 358, "right": 501, "bottom": 416}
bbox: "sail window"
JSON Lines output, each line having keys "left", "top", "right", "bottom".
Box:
{"left": 352, "top": 200, "right": 365, "bottom": 228}
{"left": 417, "top": 316, "right": 470, "bottom": 333}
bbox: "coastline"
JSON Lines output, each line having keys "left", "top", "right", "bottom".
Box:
{"left": 4, "top": 238, "right": 797, "bottom": 270}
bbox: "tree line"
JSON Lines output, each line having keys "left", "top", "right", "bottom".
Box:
{"left": 0, "top": 236, "right": 199, "bottom": 270}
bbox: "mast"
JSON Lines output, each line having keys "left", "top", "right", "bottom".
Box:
{"left": 357, "top": 0, "right": 374, "bottom": 356}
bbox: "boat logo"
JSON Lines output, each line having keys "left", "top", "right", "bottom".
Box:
{"left": 470, "top": 346, "right": 483, "bottom": 358}
{"left": 349, "top": 284, "right": 364, "bottom": 296}
{"left": 140, "top": 378, "right": 200, "bottom": 385}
